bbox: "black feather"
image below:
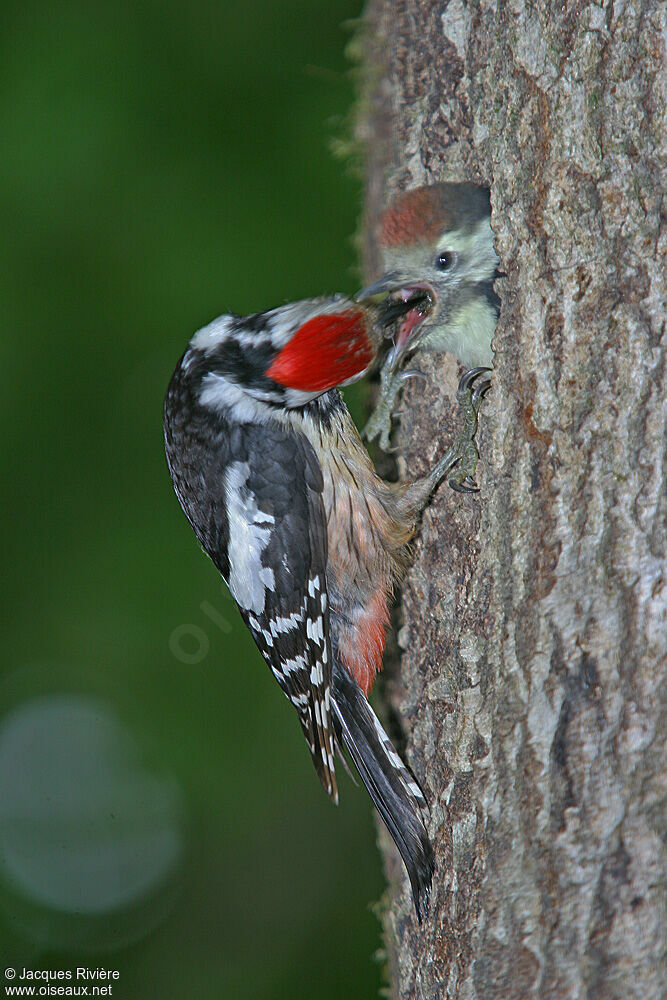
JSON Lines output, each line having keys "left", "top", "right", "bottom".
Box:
{"left": 331, "top": 663, "right": 434, "bottom": 921}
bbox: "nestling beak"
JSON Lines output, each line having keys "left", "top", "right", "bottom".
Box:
{"left": 356, "top": 275, "right": 435, "bottom": 371}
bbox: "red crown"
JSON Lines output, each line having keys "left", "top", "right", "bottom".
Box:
{"left": 380, "top": 186, "right": 453, "bottom": 248}
{"left": 267, "top": 309, "right": 375, "bottom": 392}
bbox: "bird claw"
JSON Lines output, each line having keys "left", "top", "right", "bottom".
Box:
{"left": 471, "top": 376, "right": 492, "bottom": 409}
{"left": 449, "top": 475, "right": 480, "bottom": 494}
{"left": 456, "top": 366, "right": 492, "bottom": 406}
{"left": 401, "top": 368, "right": 427, "bottom": 383}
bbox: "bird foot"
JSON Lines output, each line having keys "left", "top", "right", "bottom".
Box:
{"left": 363, "top": 365, "right": 492, "bottom": 491}
{"left": 430, "top": 367, "right": 492, "bottom": 493}
{"left": 362, "top": 365, "right": 406, "bottom": 451}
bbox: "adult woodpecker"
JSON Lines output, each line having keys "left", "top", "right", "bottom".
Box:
{"left": 164, "top": 294, "right": 489, "bottom": 919}
{"left": 359, "top": 182, "right": 500, "bottom": 474}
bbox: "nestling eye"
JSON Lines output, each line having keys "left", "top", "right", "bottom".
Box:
{"left": 435, "top": 251, "right": 455, "bottom": 271}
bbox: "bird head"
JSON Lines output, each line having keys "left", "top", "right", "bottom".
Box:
{"left": 175, "top": 296, "right": 387, "bottom": 413}
{"left": 357, "top": 183, "right": 499, "bottom": 370}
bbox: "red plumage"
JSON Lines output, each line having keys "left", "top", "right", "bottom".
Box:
{"left": 338, "top": 590, "right": 390, "bottom": 697}
{"left": 266, "top": 309, "right": 375, "bottom": 391}
{"left": 380, "top": 186, "right": 453, "bottom": 248}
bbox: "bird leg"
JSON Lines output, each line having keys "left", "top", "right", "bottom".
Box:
{"left": 429, "top": 367, "right": 492, "bottom": 493}
{"left": 365, "top": 365, "right": 491, "bottom": 491}
{"left": 362, "top": 365, "right": 419, "bottom": 451}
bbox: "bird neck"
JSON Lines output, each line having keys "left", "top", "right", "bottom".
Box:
{"left": 444, "top": 283, "right": 498, "bottom": 368}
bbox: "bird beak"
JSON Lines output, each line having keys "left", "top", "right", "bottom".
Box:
{"left": 355, "top": 272, "right": 404, "bottom": 302}
{"left": 356, "top": 275, "right": 435, "bottom": 372}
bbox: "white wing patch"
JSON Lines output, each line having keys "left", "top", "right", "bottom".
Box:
{"left": 224, "top": 461, "right": 276, "bottom": 613}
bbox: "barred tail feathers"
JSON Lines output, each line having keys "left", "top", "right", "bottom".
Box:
{"left": 331, "top": 663, "right": 434, "bottom": 921}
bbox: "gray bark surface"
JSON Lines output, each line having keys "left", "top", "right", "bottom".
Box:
{"left": 359, "top": 2, "right": 666, "bottom": 998}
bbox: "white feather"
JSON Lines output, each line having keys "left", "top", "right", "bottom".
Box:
{"left": 224, "top": 461, "right": 275, "bottom": 613}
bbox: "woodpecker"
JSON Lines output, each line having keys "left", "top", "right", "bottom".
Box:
{"left": 358, "top": 182, "right": 500, "bottom": 466}
{"left": 164, "top": 295, "right": 488, "bottom": 919}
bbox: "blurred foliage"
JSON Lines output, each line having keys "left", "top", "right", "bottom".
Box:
{"left": 0, "top": 1, "right": 387, "bottom": 996}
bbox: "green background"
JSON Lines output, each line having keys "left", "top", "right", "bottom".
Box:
{"left": 0, "top": 1, "right": 389, "bottom": 996}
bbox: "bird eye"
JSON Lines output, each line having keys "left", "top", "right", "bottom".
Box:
{"left": 435, "top": 251, "right": 455, "bottom": 271}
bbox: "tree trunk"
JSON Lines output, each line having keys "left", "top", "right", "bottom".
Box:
{"left": 359, "top": 2, "right": 665, "bottom": 997}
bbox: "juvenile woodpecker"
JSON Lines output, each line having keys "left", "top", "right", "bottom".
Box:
{"left": 359, "top": 182, "right": 500, "bottom": 469}
{"left": 164, "top": 295, "right": 487, "bottom": 919}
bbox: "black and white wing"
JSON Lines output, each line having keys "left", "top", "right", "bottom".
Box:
{"left": 213, "top": 421, "right": 338, "bottom": 801}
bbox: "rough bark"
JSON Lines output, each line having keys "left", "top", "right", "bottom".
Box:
{"left": 359, "top": 2, "right": 665, "bottom": 998}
